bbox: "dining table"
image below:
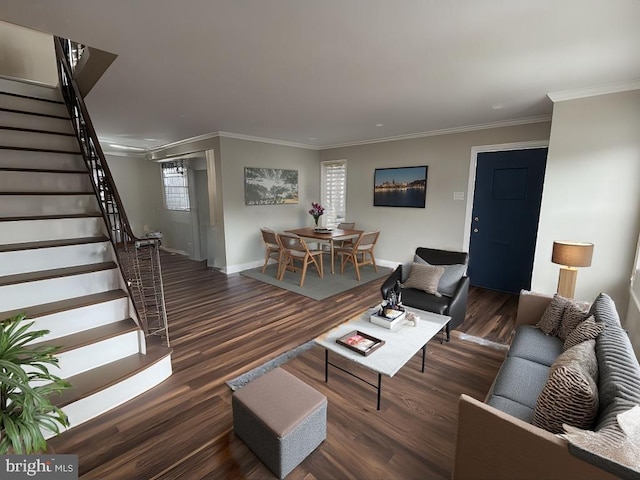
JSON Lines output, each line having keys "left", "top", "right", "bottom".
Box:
{"left": 285, "top": 227, "right": 363, "bottom": 274}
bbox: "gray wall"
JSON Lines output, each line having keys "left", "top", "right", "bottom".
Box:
{"left": 0, "top": 20, "right": 57, "bottom": 85}
{"left": 106, "top": 154, "right": 163, "bottom": 237}
{"left": 532, "top": 90, "right": 640, "bottom": 314}
{"left": 218, "top": 137, "right": 319, "bottom": 272}
{"left": 319, "top": 122, "right": 552, "bottom": 265}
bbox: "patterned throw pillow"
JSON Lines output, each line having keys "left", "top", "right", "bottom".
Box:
{"left": 558, "top": 302, "right": 590, "bottom": 341}
{"left": 533, "top": 340, "right": 599, "bottom": 434}
{"left": 536, "top": 294, "right": 570, "bottom": 336}
{"left": 563, "top": 316, "right": 605, "bottom": 351}
{"left": 401, "top": 263, "right": 444, "bottom": 296}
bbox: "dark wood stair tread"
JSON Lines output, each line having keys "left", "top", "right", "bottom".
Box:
{"left": 35, "top": 318, "right": 139, "bottom": 353}
{"left": 0, "top": 191, "right": 94, "bottom": 196}
{"left": 0, "top": 289, "right": 128, "bottom": 320}
{"left": 0, "top": 91, "right": 64, "bottom": 105}
{"left": 0, "top": 145, "right": 80, "bottom": 154}
{"left": 0, "top": 261, "right": 117, "bottom": 287}
{"left": 0, "top": 107, "right": 69, "bottom": 121}
{"left": 0, "top": 125, "right": 75, "bottom": 137}
{"left": 0, "top": 167, "right": 87, "bottom": 174}
{"left": 0, "top": 213, "right": 102, "bottom": 222}
{"left": 0, "top": 236, "right": 109, "bottom": 253}
{"left": 50, "top": 344, "right": 172, "bottom": 408}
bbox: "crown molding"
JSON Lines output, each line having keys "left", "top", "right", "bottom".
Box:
{"left": 547, "top": 80, "right": 640, "bottom": 103}
{"left": 319, "top": 115, "right": 552, "bottom": 150}
{"left": 217, "top": 131, "right": 319, "bottom": 150}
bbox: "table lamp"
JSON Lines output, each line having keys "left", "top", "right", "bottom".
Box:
{"left": 551, "top": 241, "right": 594, "bottom": 298}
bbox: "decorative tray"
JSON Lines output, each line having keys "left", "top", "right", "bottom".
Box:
{"left": 336, "top": 330, "right": 385, "bottom": 356}
{"left": 313, "top": 227, "right": 333, "bottom": 233}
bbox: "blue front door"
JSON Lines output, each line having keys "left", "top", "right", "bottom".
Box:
{"left": 468, "top": 148, "right": 547, "bottom": 293}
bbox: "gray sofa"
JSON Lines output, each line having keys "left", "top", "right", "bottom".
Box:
{"left": 453, "top": 290, "right": 640, "bottom": 480}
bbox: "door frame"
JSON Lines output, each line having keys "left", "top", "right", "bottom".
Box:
{"left": 462, "top": 140, "right": 549, "bottom": 253}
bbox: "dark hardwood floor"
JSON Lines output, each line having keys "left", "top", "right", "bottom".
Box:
{"left": 48, "top": 252, "right": 518, "bottom": 479}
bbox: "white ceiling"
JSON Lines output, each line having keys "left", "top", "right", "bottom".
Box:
{"left": 2, "top": 0, "right": 639, "bottom": 151}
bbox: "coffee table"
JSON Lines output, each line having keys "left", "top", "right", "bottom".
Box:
{"left": 314, "top": 306, "right": 451, "bottom": 410}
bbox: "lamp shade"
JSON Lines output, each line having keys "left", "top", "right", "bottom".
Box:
{"left": 552, "top": 241, "right": 594, "bottom": 268}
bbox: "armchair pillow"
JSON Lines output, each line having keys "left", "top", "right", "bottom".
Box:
{"left": 401, "top": 262, "right": 444, "bottom": 296}
{"left": 413, "top": 254, "right": 466, "bottom": 297}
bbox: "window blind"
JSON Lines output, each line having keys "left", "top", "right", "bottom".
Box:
{"left": 161, "top": 160, "right": 191, "bottom": 211}
{"left": 321, "top": 160, "right": 347, "bottom": 228}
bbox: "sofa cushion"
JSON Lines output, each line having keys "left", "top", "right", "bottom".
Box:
{"left": 563, "top": 316, "right": 605, "bottom": 351}
{"left": 558, "top": 302, "right": 589, "bottom": 341}
{"left": 491, "top": 356, "right": 550, "bottom": 410}
{"left": 413, "top": 254, "right": 465, "bottom": 297}
{"left": 399, "top": 288, "right": 449, "bottom": 314}
{"left": 588, "top": 293, "right": 622, "bottom": 327}
{"left": 401, "top": 262, "right": 444, "bottom": 296}
{"left": 594, "top": 321, "right": 640, "bottom": 431}
{"left": 487, "top": 395, "right": 534, "bottom": 423}
{"left": 508, "top": 325, "right": 564, "bottom": 367}
{"left": 533, "top": 340, "right": 599, "bottom": 434}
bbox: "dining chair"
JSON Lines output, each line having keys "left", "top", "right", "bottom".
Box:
{"left": 260, "top": 227, "right": 282, "bottom": 274}
{"left": 276, "top": 232, "right": 324, "bottom": 287}
{"left": 335, "top": 222, "right": 356, "bottom": 248}
{"left": 335, "top": 230, "right": 380, "bottom": 281}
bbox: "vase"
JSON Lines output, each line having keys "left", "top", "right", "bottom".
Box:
{"left": 314, "top": 216, "right": 319, "bottom": 227}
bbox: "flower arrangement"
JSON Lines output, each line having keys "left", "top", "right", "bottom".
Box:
{"left": 308, "top": 202, "right": 325, "bottom": 226}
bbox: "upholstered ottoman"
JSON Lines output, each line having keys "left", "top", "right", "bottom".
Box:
{"left": 232, "top": 367, "right": 327, "bottom": 479}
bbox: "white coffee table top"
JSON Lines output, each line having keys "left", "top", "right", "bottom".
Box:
{"left": 315, "top": 306, "right": 450, "bottom": 377}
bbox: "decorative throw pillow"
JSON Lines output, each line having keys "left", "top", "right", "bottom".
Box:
{"left": 413, "top": 255, "right": 466, "bottom": 297}
{"left": 401, "top": 262, "right": 444, "bottom": 296}
{"left": 563, "top": 316, "right": 605, "bottom": 351}
{"left": 555, "top": 339, "right": 598, "bottom": 381}
{"left": 558, "top": 302, "right": 590, "bottom": 341}
{"left": 533, "top": 340, "right": 599, "bottom": 434}
{"left": 536, "top": 294, "right": 570, "bottom": 336}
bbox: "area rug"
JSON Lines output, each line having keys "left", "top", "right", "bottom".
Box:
{"left": 241, "top": 256, "right": 392, "bottom": 300}
{"left": 226, "top": 340, "right": 316, "bottom": 390}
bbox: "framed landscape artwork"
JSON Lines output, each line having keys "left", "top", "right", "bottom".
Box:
{"left": 244, "top": 167, "right": 299, "bottom": 205}
{"left": 374, "top": 165, "right": 428, "bottom": 208}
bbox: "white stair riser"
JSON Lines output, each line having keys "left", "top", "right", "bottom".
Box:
{"left": 2, "top": 129, "right": 79, "bottom": 152}
{"left": 28, "top": 297, "right": 130, "bottom": 341}
{"left": 45, "top": 356, "right": 172, "bottom": 439}
{"left": 0, "top": 269, "right": 119, "bottom": 311}
{"left": 0, "top": 242, "right": 111, "bottom": 276}
{"left": 0, "top": 94, "right": 68, "bottom": 117}
{"left": 0, "top": 79, "right": 62, "bottom": 101}
{"left": 0, "top": 149, "right": 84, "bottom": 170}
{"left": 0, "top": 194, "right": 98, "bottom": 217}
{"left": 0, "top": 110, "right": 73, "bottom": 134}
{"left": 0, "top": 217, "right": 106, "bottom": 243}
{"left": 0, "top": 170, "right": 92, "bottom": 193}
{"left": 51, "top": 331, "right": 140, "bottom": 379}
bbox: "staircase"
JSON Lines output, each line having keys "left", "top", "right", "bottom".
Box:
{"left": 0, "top": 77, "right": 172, "bottom": 436}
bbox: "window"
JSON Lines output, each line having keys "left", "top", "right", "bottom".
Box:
{"left": 161, "top": 160, "right": 191, "bottom": 211}
{"left": 321, "top": 160, "right": 347, "bottom": 228}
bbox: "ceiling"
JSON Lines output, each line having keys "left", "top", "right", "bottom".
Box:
{"left": 2, "top": 0, "right": 639, "bottom": 152}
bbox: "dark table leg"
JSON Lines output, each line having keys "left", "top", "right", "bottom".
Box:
{"left": 325, "top": 349, "right": 329, "bottom": 382}
{"left": 377, "top": 374, "right": 382, "bottom": 410}
{"left": 422, "top": 344, "right": 426, "bottom": 373}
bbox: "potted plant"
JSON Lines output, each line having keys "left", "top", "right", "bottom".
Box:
{"left": 0, "top": 313, "right": 71, "bottom": 454}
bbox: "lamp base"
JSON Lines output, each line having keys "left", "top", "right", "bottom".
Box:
{"left": 557, "top": 266, "right": 578, "bottom": 298}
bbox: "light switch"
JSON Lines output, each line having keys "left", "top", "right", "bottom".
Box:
{"left": 453, "top": 192, "right": 465, "bottom": 200}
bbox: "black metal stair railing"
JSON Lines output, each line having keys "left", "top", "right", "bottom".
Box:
{"left": 53, "top": 37, "right": 170, "bottom": 347}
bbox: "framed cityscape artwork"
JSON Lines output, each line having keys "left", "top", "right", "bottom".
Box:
{"left": 373, "top": 165, "right": 428, "bottom": 208}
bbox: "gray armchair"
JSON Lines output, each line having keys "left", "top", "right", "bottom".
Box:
{"left": 380, "top": 247, "right": 469, "bottom": 342}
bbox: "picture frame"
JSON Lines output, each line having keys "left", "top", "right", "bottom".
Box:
{"left": 336, "top": 330, "right": 385, "bottom": 356}
{"left": 244, "top": 167, "right": 299, "bottom": 205}
{"left": 373, "top": 165, "right": 428, "bottom": 208}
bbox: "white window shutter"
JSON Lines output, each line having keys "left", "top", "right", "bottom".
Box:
{"left": 321, "top": 160, "right": 347, "bottom": 228}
